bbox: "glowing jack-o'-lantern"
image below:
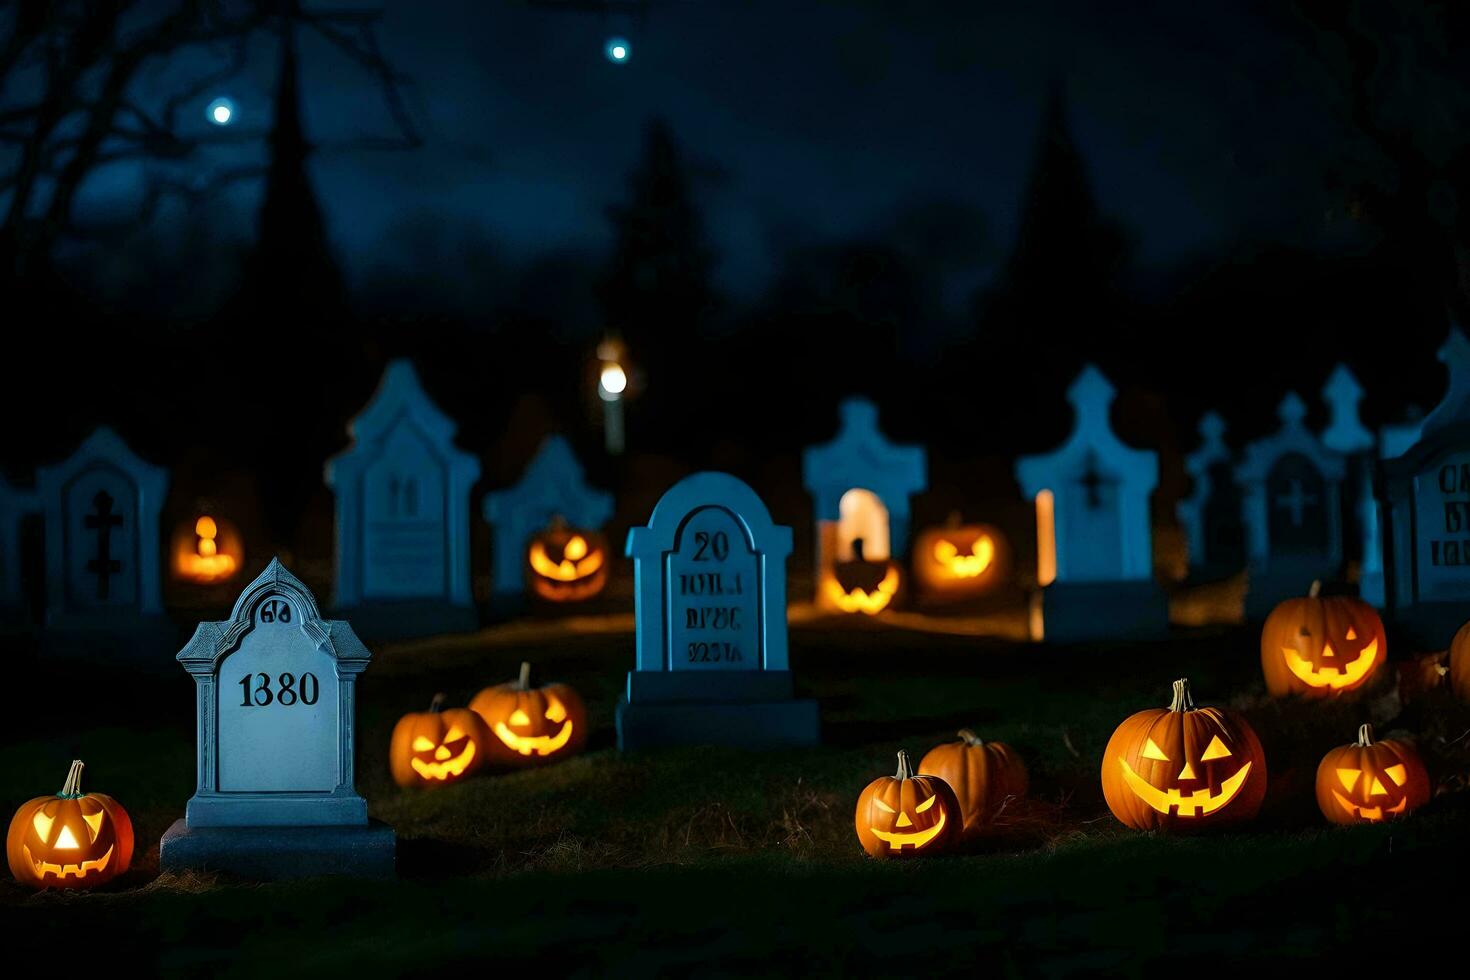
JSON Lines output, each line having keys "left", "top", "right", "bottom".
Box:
{"left": 1260, "top": 582, "right": 1386, "bottom": 698}
{"left": 913, "top": 516, "right": 1009, "bottom": 599}
{"left": 470, "top": 662, "right": 587, "bottom": 766}
{"left": 389, "top": 694, "right": 490, "bottom": 788}
{"left": 1315, "top": 723, "right": 1430, "bottom": 825}
{"left": 919, "top": 730, "right": 1028, "bottom": 837}
{"left": 825, "top": 539, "right": 900, "bottom": 615}
{"left": 527, "top": 519, "right": 608, "bottom": 602}
{"left": 7, "top": 760, "right": 133, "bottom": 890}
{"left": 855, "top": 750, "right": 962, "bottom": 858}
{"left": 1449, "top": 620, "right": 1470, "bottom": 704}
{"left": 1101, "top": 678, "right": 1267, "bottom": 831}
{"left": 172, "top": 514, "right": 243, "bottom": 584}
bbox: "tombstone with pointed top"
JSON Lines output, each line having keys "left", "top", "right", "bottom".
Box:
{"left": 801, "top": 398, "right": 926, "bottom": 607}
{"left": 0, "top": 476, "right": 37, "bottom": 622}
{"left": 1176, "top": 412, "right": 1245, "bottom": 579}
{"left": 1014, "top": 366, "right": 1166, "bottom": 641}
{"left": 34, "top": 428, "right": 168, "bottom": 638}
{"left": 1235, "top": 392, "right": 1346, "bottom": 615}
{"left": 325, "top": 361, "right": 480, "bottom": 639}
{"left": 159, "top": 559, "right": 395, "bottom": 878}
{"left": 484, "top": 435, "right": 614, "bottom": 615}
{"left": 617, "top": 472, "right": 818, "bottom": 750}
{"left": 1321, "top": 365, "right": 1381, "bottom": 605}
{"left": 1380, "top": 327, "right": 1470, "bottom": 645}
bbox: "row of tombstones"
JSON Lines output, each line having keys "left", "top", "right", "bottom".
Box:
{"left": 6, "top": 334, "right": 1470, "bottom": 649}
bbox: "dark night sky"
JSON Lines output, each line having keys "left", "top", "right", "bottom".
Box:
{"left": 91, "top": 0, "right": 1358, "bottom": 306}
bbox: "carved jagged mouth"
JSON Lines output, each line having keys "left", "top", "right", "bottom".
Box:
{"left": 869, "top": 808, "right": 947, "bottom": 851}
{"left": 826, "top": 567, "right": 900, "bottom": 615}
{"left": 935, "top": 538, "right": 995, "bottom": 578}
{"left": 1118, "top": 759, "right": 1252, "bottom": 817}
{"left": 1282, "top": 640, "right": 1378, "bottom": 689}
{"left": 410, "top": 741, "right": 477, "bottom": 780}
{"left": 494, "top": 720, "right": 573, "bottom": 756}
{"left": 24, "top": 843, "right": 113, "bottom": 880}
{"left": 1332, "top": 791, "right": 1406, "bottom": 823}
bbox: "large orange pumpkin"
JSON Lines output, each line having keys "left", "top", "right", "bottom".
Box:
{"left": 918, "top": 730, "right": 1028, "bottom": 836}
{"left": 389, "top": 694, "right": 491, "bottom": 788}
{"left": 7, "top": 760, "right": 133, "bottom": 890}
{"left": 1101, "top": 678, "right": 1267, "bottom": 831}
{"left": 1260, "top": 583, "right": 1386, "bottom": 698}
{"left": 854, "top": 750, "right": 962, "bottom": 859}
{"left": 470, "top": 662, "right": 587, "bottom": 766}
{"left": 1451, "top": 621, "right": 1470, "bottom": 704}
{"left": 1315, "top": 723, "right": 1430, "bottom": 825}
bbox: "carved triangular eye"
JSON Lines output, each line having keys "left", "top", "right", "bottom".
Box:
{"left": 412, "top": 736, "right": 436, "bottom": 752}
{"left": 545, "top": 696, "right": 567, "bottom": 723}
{"left": 1337, "top": 768, "right": 1361, "bottom": 792}
{"left": 1384, "top": 764, "right": 1407, "bottom": 786}
{"left": 1142, "top": 738, "right": 1169, "bottom": 762}
{"left": 443, "top": 725, "right": 466, "bottom": 743}
{"left": 54, "top": 825, "right": 81, "bottom": 850}
{"left": 915, "top": 794, "right": 937, "bottom": 813}
{"left": 83, "top": 810, "right": 105, "bottom": 842}
{"left": 1201, "top": 735, "right": 1233, "bottom": 761}
{"left": 31, "top": 812, "right": 53, "bottom": 841}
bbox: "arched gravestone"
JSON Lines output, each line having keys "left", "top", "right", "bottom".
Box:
{"left": 35, "top": 427, "right": 167, "bottom": 630}
{"left": 160, "top": 559, "right": 394, "bottom": 879}
{"left": 801, "top": 398, "right": 926, "bottom": 606}
{"left": 617, "top": 472, "right": 818, "bottom": 750}
{"left": 0, "top": 477, "right": 37, "bottom": 622}
{"left": 1015, "top": 366, "right": 1166, "bottom": 641}
{"left": 325, "top": 360, "right": 480, "bottom": 638}
{"left": 1380, "top": 327, "right": 1470, "bottom": 646}
{"left": 1235, "top": 393, "right": 1346, "bottom": 616}
{"left": 1176, "top": 413, "right": 1245, "bottom": 578}
{"left": 483, "top": 435, "right": 613, "bottom": 614}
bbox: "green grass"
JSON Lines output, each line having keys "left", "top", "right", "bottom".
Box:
{"left": 3, "top": 619, "right": 1469, "bottom": 972}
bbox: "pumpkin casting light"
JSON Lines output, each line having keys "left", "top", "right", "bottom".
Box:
{"left": 855, "top": 750, "right": 961, "bottom": 858}
{"left": 1260, "top": 582, "right": 1386, "bottom": 698}
{"left": 389, "top": 694, "right": 490, "bottom": 788}
{"left": 526, "top": 518, "right": 608, "bottom": 602}
{"left": 1101, "top": 678, "right": 1267, "bottom": 831}
{"left": 825, "top": 542, "right": 900, "bottom": 615}
{"left": 918, "top": 730, "right": 1028, "bottom": 837}
{"left": 173, "top": 513, "right": 243, "bottom": 584}
{"left": 7, "top": 760, "right": 133, "bottom": 890}
{"left": 1316, "top": 723, "right": 1430, "bottom": 825}
{"left": 471, "top": 661, "right": 587, "bottom": 765}
{"left": 913, "top": 517, "right": 1009, "bottom": 599}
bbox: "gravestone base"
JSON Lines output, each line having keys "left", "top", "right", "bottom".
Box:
{"left": 159, "top": 819, "right": 395, "bottom": 880}
{"left": 333, "top": 601, "right": 479, "bottom": 641}
{"left": 616, "top": 697, "right": 819, "bottom": 751}
{"left": 1038, "top": 581, "right": 1169, "bottom": 643}
{"left": 1244, "top": 566, "right": 1337, "bottom": 619}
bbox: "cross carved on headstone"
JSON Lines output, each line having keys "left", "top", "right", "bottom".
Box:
{"left": 1078, "top": 455, "right": 1115, "bottom": 509}
{"left": 84, "top": 490, "right": 123, "bottom": 599}
{"left": 1274, "top": 478, "right": 1317, "bottom": 527}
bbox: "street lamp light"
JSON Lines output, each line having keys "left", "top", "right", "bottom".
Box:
{"left": 597, "top": 340, "right": 628, "bottom": 456}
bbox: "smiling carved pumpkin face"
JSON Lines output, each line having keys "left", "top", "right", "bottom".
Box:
{"left": 1261, "top": 584, "right": 1386, "bottom": 698}
{"left": 1101, "top": 679, "right": 1267, "bottom": 832}
{"left": 470, "top": 662, "right": 587, "bottom": 766}
{"left": 913, "top": 519, "right": 1009, "bottom": 599}
{"left": 7, "top": 760, "right": 134, "bottom": 890}
{"left": 826, "top": 558, "right": 901, "bottom": 615}
{"left": 389, "top": 695, "right": 490, "bottom": 788}
{"left": 527, "top": 520, "right": 608, "bottom": 603}
{"left": 1315, "top": 724, "right": 1430, "bottom": 825}
{"left": 854, "top": 750, "right": 962, "bottom": 858}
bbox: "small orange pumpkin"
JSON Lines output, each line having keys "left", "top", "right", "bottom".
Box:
{"left": 1101, "top": 678, "right": 1267, "bottom": 832}
{"left": 854, "top": 750, "right": 962, "bottom": 858}
{"left": 526, "top": 518, "right": 608, "bottom": 602}
{"left": 389, "top": 694, "right": 491, "bottom": 788}
{"left": 470, "top": 662, "right": 587, "bottom": 765}
{"left": 1260, "top": 582, "right": 1386, "bottom": 698}
{"left": 1316, "top": 723, "right": 1430, "bottom": 825}
{"left": 918, "top": 730, "right": 1028, "bottom": 836}
{"left": 7, "top": 760, "right": 133, "bottom": 890}
{"left": 1450, "top": 621, "right": 1470, "bottom": 704}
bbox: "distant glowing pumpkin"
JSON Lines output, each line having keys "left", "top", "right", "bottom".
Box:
{"left": 1260, "top": 582, "right": 1385, "bottom": 698}
{"left": 1316, "top": 723, "right": 1430, "bottom": 825}
{"left": 471, "top": 662, "right": 587, "bottom": 766}
{"left": 389, "top": 694, "right": 490, "bottom": 788}
{"left": 172, "top": 513, "right": 243, "bottom": 584}
{"left": 7, "top": 760, "right": 133, "bottom": 890}
{"left": 825, "top": 559, "right": 900, "bottom": 615}
{"left": 527, "top": 519, "right": 608, "bottom": 602}
{"left": 854, "top": 750, "right": 962, "bottom": 858}
{"left": 918, "top": 730, "right": 1028, "bottom": 836}
{"left": 913, "top": 517, "right": 1009, "bottom": 598}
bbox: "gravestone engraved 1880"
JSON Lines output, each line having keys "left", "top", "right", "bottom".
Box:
{"left": 1234, "top": 392, "right": 1345, "bottom": 616}
{"left": 35, "top": 427, "right": 168, "bottom": 634}
{"left": 325, "top": 360, "right": 480, "bottom": 638}
{"left": 1014, "top": 365, "right": 1166, "bottom": 641}
{"left": 1177, "top": 413, "right": 1244, "bottom": 579}
{"left": 160, "top": 559, "right": 394, "bottom": 879}
{"left": 616, "top": 472, "right": 818, "bottom": 750}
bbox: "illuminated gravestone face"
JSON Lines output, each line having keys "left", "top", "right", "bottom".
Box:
{"left": 617, "top": 472, "right": 818, "bottom": 750}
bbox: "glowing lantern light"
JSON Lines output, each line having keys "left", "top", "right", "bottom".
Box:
{"left": 173, "top": 513, "right": 243, "bottom": 584}
{"left": 1034, "top": 490, "right": 1056, "bottom": 587}
{"left": 206, "top": 97, "right": 235, "bottom": 126}
{"left": 599, "top": 362, "right": 628, "bottom": 401}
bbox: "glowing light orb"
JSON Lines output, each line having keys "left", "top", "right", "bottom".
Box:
{"left": 605, "top": 37, "right": 630, "bottom": 63}
{"left": 206, "top": 97, "right": 236, "bottom": 126}
{"left": 599, "top": 362, "right": 627, "bottom": 400}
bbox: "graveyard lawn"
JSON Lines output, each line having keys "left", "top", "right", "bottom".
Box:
{"left": 2, "top": 621, "right": 1469, "bottom": 972}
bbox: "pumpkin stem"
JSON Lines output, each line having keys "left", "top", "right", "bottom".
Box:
{"left": 1357, "top": 723, "right": 1375, "bottom": 747}
{"left": 58, "top": 759, "right": 84, "bottom": 798}
{"left": 895, "top": 749, "right": 915, "bottom": 780}
{"left": 429, "top": 693, "right": 446, "bottom": 713}
{"left": 1309, "top": 580, "right": 1322, "bottom": 598}
{"left": 518, "top": 661, "right": 533, "bottom": 690}
{"left": 1168, "top": 678, "right": 1196, "bottom": 713}
{"left": 957, "top": 729, "right": 984, "bottom": 746}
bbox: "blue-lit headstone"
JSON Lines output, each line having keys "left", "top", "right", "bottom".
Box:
{"left": 604, "top": 37, "right": 630, "bottom": 64}
{"left": 206, "top": 97, "right": 236, "bottom": 126}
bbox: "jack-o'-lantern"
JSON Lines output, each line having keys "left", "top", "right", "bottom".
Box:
{"left": 1450, "top": 620, "right": 1470, "bottom": 704}
{"left": 389, "top": 694, "right": 490, "bottom": 788}
{"left": 1101, "top": 678, "right": 1267, "bottom": 831}
{"left": 1260, "top": 582, "right": 1386, "bottom": 698}
{"left": 7, "top": 760, "right": 133, "bottom": 889}
{"left": 855, "top": 750, "right": 961, "bottom": 858}
{"left": 172, "top": 513, "right": 244, "bottom": 584}
{"left": 1315, "top": 723, "right": 1430, "bottom": 825}
{"left": 527, "top": 518, "right": 608, "bottom": 602}
{"left": 470, "top": 662, "right": 587, "bottom": 765}
{"left": 825, "top": 540, "right": 900, "bottom": 615}
{"left": 919, "top": 730, "right": 1028, "bottom": 836}
{"left": 913, "top": 515, "right": 1009, "bottom": 599}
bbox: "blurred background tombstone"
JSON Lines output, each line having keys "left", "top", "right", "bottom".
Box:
{"left": 1015, "top": 365, "right": 1166, "bottom": 641}
{"left": 1360, "top": 410, "right": 1425, "bottom": 607}
{"left": 1176, "top": 412, "right": 1244, "bottom": 582}
{"left": 1235, "top": 393, "right": 1345, "bottom": 616}
{"left": 325, "top": 360, "right": 480, "bottom": 639}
